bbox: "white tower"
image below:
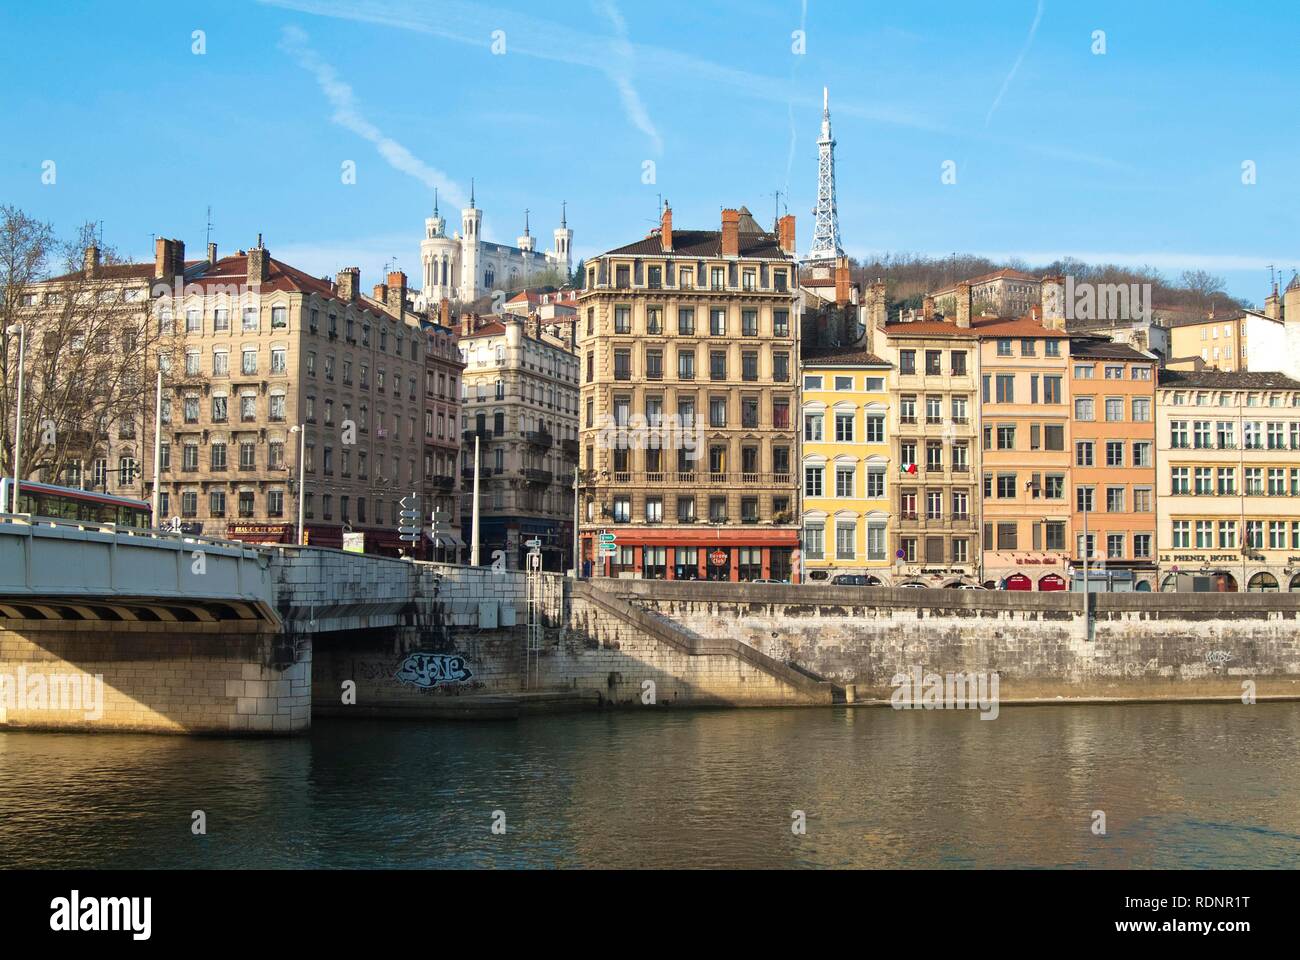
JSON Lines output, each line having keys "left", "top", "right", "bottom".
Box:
{"left": 806, "top": 87, "right": 844, "bottom": 265}
{"left": 461, "top": 179, "right": 483, "bottom": 300}
{"left": 552, "top": 202, "right": 573, "bottom": 279}
{"left": 517, "top": 209, "right": 536, "bottom": 252}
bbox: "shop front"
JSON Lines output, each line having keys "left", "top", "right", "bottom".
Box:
{"left": 580, "top": 527, "right": 800, "bottom": 583}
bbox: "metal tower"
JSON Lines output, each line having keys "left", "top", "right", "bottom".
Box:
{"left": 806, "top": 87, "right": 844, "bottom": 264}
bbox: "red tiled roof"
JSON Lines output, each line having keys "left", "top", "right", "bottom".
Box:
{"left": 971, "top": 316, "right": 1064, "bottom": 337}
{"left": 882, "top": 320, "right": 980, "bottom": 338}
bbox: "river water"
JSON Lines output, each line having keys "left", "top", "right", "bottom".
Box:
{"left": 1, "top": 703, "right": 1297, "bottom": 869}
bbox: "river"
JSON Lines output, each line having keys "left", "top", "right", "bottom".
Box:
{"left": 1, "top": 702, "right": 1297, "bottom": 868}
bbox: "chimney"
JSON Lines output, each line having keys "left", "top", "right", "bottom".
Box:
{"left": 721, "top": 208, "right": 740, "bottom": 257}
{"left": 373, "top": 282, "right": 388, "bottom": 303}
{"left": 777, "top": 214, "right": 796, "bottom": 257}
{"left": 956, "top": 282, "right": 972, "bottom": 328}
{"left": 247, "top": 235, "right": 268, "bottom": 286}
{"left": 83, "top": 244, "right": 100, "bottom": 279}
{"left": 439, "top": 297, "right": 451, "bottom": 327}
{"left": 386, "top": 270, "right": 407, "bottom": 315}
{"left": 834, "top": 256, "right": 852, "bottom": 305}
{"left": 1265, "top": 285, "right": 1281, "bottom": 320}
{"left": 1040, "top": 275, "right": 1065, "bottom": 330}
{"left": 154, "top": 237, "right": 184, "bottom": 280}
{"left": 337, "top": 267, "right": 360, "bottom": 302}
{"left": 923, "top": 295, "right": 935, "bottom": 320}
{"left": 867, "top": 280, "right": 887, "bottom": 330}
{"left": 461, "top": 313, "right": 475, "bottom": 337}
{"left": 660, "top": 202, "right": 673, "bottom": 252}
{"left": 527, "top": 312, "right": 542, "bottom": 341}
{"left": 206, "top": 242, "right": 218, "bottom": 265}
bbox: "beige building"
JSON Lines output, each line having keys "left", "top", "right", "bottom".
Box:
{"left": 161, "top": 241, "right": 456, "bottom": 554}
{"left": 877, "top": 282, "right": 982, "bottom": 584}
{"left": 576, "top": 204, "right": 801, "bottom": 581}
{"left": 457, "top": 312, "right": 579, "bottom": 570}
{"left": 933, "top": 269, "right": 1041, "bottom": 320}
{"left": 1156, "top": 368, "right": 1300, "bottom": 592}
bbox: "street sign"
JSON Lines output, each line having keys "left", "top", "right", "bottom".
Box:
{"left": 525, "top": 538, "right": 542, "bottom": 549}
{"left": 398, "top": 494, "right": 422, "bottom": 543}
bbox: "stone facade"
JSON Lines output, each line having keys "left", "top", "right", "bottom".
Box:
{"left": 0, "top": 619, "right": 307, "bottom": 734}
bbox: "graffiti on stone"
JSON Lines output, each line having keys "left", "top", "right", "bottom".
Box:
{"left": 394, "top": 652, "right": 474, "bottom": 688}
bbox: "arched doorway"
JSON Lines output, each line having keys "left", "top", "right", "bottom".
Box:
{"left": 1004, "top": 573, "right": 1032, "bottom": 591}
{"left": 1038, "top": 573, "right": 1067, "bottom": 592}
{"left": 1160, "top": 574, "right": 1178, "bottom": 592}
{"left": 1135, "top": 579, "right": 1152, "bottom": 592}
{"left": 1290, "top": 574, "right": 1300, "bottom": 593}
{"left": 1248, "top": 572, "right": 1279, "bottom": 593}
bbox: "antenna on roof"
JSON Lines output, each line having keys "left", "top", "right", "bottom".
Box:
{"left": 205, "top": 205, "right": 213, "bottom": 247}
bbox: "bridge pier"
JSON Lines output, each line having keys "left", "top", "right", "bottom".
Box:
{"left": 0, "top": 619, "right": 310, "bottom": 735}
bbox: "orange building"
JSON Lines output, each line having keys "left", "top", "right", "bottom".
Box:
{"left": 1067, "top": 339, "right": 1158, "bottom": 591}
{"left": 975, "top": 298, "right": 1072, "bottom": 591}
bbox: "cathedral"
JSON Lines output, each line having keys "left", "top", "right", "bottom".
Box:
{"left": 415, "top": 186, "right": 573, "bottom": 308}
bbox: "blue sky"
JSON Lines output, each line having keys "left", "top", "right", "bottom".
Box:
{"left": 2, "top": 0, "right": 1296, "bottom": 302}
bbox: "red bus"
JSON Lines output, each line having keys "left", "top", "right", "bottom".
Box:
{"left": 0, "top": 479, "right": 152, "bottom": 528}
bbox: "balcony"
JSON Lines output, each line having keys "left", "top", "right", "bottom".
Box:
{"left": 525, "top": 430, "right": 553, "bottom": 448}
{"left": 561, "top": 438, "right": 579, "bottom": 458}
{"left": 523, "top": 468, "right": 553, "bottom": 484}
{"left": 463, "top": 428, "right": 490, "bottom": 442}
{"left": 433, "top": 474, "right": 456, "bottom": 490}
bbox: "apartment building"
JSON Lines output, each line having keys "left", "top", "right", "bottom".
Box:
{"left": 878, "top": 282, "right": 981, "bottom": 585}
{"left": 800, "top": 345, "right": 893, "bottom": 582}
{"left": 1156, "top": 369, "right": 1300, "bottom": 592}
{"left": 458, "top": 311, "right": 579, "bottom": 570}
{"left": 162, "top": 245, "right": 443, "bottom": 554}
{"left": 576, "top": 204, "right": 801, "bottom": 581}
{"left": 361, "top": 287, "right": 465, "bottom": 558}
{"left": 975, "top": 285, "right": 1072, "bottom": 590}
{"left": 1068, "top": 339, "right": 1157, "bottom": 592}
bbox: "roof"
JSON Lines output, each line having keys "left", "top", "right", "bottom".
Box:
{"left": 882, "top": 319, "right": 980, "bottom": 339}
{"left": 1158, "top": 368, "right": 1300, "bottom": 390}
{"left": 802, "top": 344, "right": 891, "bottom": 367}
{"left": 44, "top": 261, "right": 196, "bottom": 284}
{"left": 1166, "top": 311, "right": 1253, "bottom": 328}
{"left": 603, "top": 223, "right": 788, "bottom": 260}
{"left": 971, "top": 316, "right": 1065, "bottom": 338}
{"left": 183, "top": 253, "right": 342, "bottom": 300}
{"left": 1069, "top": 338, "right": 1153, "bottom": 361}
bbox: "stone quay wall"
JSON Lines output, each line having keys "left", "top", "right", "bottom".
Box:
{"left": 605, "top": 579, "right": 1300, "bottom": 701}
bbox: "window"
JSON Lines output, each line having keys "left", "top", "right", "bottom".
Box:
{"left": 1132, "top": 441, "right": 1152, "bottom": 467}
{"left": 995, "top": 375, "right": 1014, "bottom": 403}
{"left": 866, "top": 414, "right": 884, "bottom": 443}
{"left": 678, "top": 308, "right": 695, "bottom": 335}
{"left": 835, "top": 465, "right": 855, "bottom": 498}
{"left": 1075, "top": 397, "right": 1095, "bottom": 421}
{"left": 1105, "top": 397, "right": 1124, "bottom": 422}
{"left": 614, "top": 305, "right": 631, "bottom": 334}
{"left": 677, "top": 349, "right": 695, "bottom": 379}
{"left": 742, "top": 310, "right": 758, "bottom": 336}
{"left": 805, "top": 524, "right": 825, "bottom": 560}
{"left": 804, "top": 413, "right": 823, "bottom": 441}
{"left": 1106, "top": 487, "right": 1125, "bottom": 512}
{"left": 710, "top": 308, "right": 727, "bottom": 336}
{"left": 996, "top": 425, "right": 1015, "bottom": 450}
{"left": 996, "top": 339, "right": 1013, "bottom": 357}
{"left": 804, "top": 466, "right": 824, "bottom": 497}
{"left": 1076, "top": 441, "right": 1094, "bottom": 467}
{"left": 997, "top": 474, "right": 1016, "bottom": 499}
{"left": 1043, "top": 376, "right": 1062, "bottom": 404}
{"left": 899, "top": 351, "right": 916, "bottom": 375}
{"left": 1132, "top": 398, "right": 1151, "bottom": 422}
{"left": 835, "top": 412, "right": 854, "bottom": 442}
{"left": 773, "top": 310, "right": 790, "bottom": 337}
{"left": 1106, "top": 441, "right": 1124, "bottom": 467}
{"left": 614, "top": 349, "right": 631, "bottom": 380}
{"left": 709, "top": 351, "right": 726, "bottom": 380}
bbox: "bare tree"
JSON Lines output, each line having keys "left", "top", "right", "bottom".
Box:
{"left": 0, "top": 206, "right": 192, "bottom": 498}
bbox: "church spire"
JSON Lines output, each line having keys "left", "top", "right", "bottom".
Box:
{"left": 561, "top": 201, "right": 567, "bottom": 229}
{"left": 469, "top": 178, "right": 475, "bottom": 209}
{"left": 433, "top": 187, "right": 439, "bottom": 217}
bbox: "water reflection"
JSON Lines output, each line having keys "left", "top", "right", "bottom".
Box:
{"left": 1, "top": 703, "right": 1297, "bottom": 868}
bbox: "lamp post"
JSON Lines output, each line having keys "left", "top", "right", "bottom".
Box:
{"left": 6, "top": 323, "right": 25, "bottom": 513}
{"left": 151, "top": 366, "right": 163, "bottom": 524}
{"left": 290, "top": 424, "right": 307, "bottom": 546}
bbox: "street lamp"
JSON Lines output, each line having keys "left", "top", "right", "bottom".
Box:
{"left": 6, "top": 323, "right": 25, "bottom": 514}
{"left": 290, "top": 424, "right": 307, "bottom": 546}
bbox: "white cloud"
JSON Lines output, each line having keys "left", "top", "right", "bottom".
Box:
{"left": 278, "top": 25, "right": 468, "bottom": 207}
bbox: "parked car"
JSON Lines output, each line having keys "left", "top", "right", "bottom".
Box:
{"left": 751, "top": 578, "right": 787, "bottom": 584}
{"left": 954, "top": 584, "right": 986, "bottom": 590}
{"left": 897, "top": 581, "right": 927, "bottom": 589}
{"left": 832, "top": 574, "right": 868, "bottom": 586}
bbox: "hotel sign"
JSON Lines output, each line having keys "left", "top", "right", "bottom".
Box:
{"left": 1159, "top": 553, "right": 1240, "bottom": 563}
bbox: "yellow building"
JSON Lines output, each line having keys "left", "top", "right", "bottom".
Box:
{"left": 800, "top": 345, "right": 893, "bottom": 583}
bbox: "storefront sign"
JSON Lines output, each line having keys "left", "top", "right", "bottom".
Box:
{"left": 709, "top": 549, "right": 728, "bottom": 567}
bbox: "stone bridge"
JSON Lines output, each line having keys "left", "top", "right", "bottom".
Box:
{"left": 3, "top": 520, "right": 1299, "bottom": 736}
